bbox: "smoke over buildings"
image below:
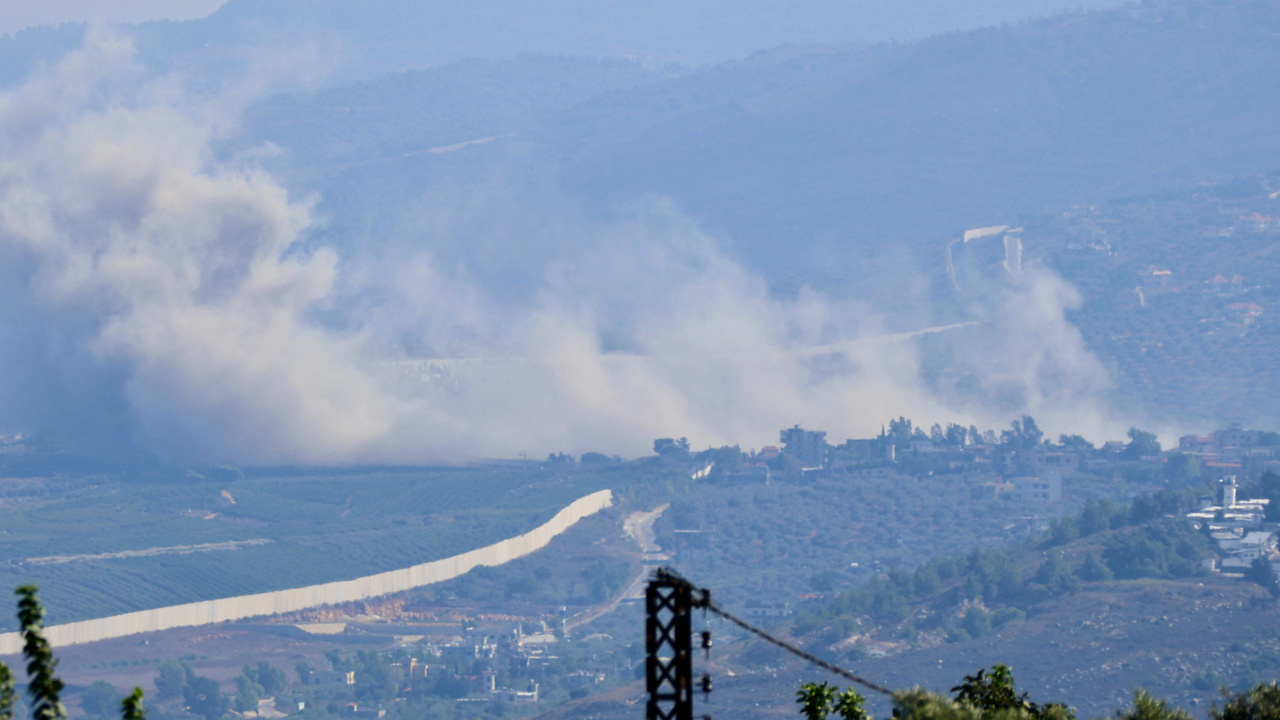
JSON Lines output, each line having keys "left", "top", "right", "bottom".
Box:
{"left": 0, "top": 32, "right": 1127, "bottom": 465}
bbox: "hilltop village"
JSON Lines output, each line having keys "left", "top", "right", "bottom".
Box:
{"left": 675, "top": 418, "right": 1280, "bottom": 504}
{"left": 657, "top": 419, "right": 1280, "bottom": 579}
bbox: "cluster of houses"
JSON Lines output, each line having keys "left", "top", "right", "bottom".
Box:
{"left": 733, "top": 424, "right": 1280, "bottom": 525}
{"left": 288, "top": 618, "right": 611, "bottom": 716}
{"left": 1133, "top": 254, "right": 1266, "bottom": 323}
{"left": 741, "top": 424, "right": 1078, "bottom": 507}
{"left": 1186, "top": 477, "right": 1278, "bottom": 575}
{"left": 1176, "top": 426, "right": 1280, "bottom": 468}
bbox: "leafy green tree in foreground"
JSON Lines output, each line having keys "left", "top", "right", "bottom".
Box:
{"left": 119, "top": 690, "right": 144, "bottom": 720}
{"left": 0, "top": 586, "right": 146, "bottom": 720}
{"left": 0, "top": 664, "right": 13, "bottom": 720}
{"left": 1115, "top": 690, "right": 1193, "bottom": 720}
{"left": 819, "top": 666, "right": 1280, "bottom": 720}
{"left": 797, "top": 682, "right": 867, "bottom": 720}
{"left": 949, "top": 665, "right": 1071, "bottom": 720}
{"left": 1213, "top": 682, "right": 1280, "bottom": 720}
{"left": 17, "top": 586, "right": 65, "bottom": 720}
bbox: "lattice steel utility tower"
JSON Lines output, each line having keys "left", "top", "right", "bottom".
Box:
{"left": 646, "top": 568, "right": 709, "bottom": 720}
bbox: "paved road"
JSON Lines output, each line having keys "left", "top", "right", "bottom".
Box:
{"left": 566, "top": 504, "right": 668, "bottom": 631}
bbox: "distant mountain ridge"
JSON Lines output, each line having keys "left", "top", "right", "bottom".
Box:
{"left": 0, "top": 0, "right": 1131, "bottom": 90}
{"left": 195, "top": 0, "right": 1129, "bottom": 71}
{"left": 539, "top": 0, "right": 1280, "bottom": 275}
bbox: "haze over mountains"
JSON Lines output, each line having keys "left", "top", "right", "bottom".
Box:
{"left": 149, "top": 0, "right": 1133, "bottom": 71}
{"left": 546, "top": 0, "right": 1280, "bottom": 274}
{"left": 0, "top": 0, "right": 1277, "bottom": 464}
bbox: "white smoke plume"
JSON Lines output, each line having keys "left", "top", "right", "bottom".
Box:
{"left": 0, "top": 32, "right": 1123, "bottom": 464}
{"left": 926, "top": 267, "right": 1126, "bottom": 442}
{"left": 0, "top": 31, "right": 387, "bottom": 463}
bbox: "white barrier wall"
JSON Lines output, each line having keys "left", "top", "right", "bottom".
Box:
{"left": 0, "top": 489, "right": 612, "bottom": 654}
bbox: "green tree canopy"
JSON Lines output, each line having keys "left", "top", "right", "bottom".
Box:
{"left": 1212, "top": 682, "right": 1280, "bottom": 720}
{"left": 1123, "top": 428, "right": 1161, "bottom": 459}
{"left": 797, "top": 682, "right": 867, "bottom": 720}
{"left": 80, "top": 682, "right": 119, "bottom": 719}
{"left": 183, "top": 675, "right": 228, "bottom": 720}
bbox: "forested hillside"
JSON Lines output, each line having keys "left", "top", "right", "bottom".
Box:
{"left": 543, "top": 0, "right": 1280, "bottom": 275}
{"left": 975, "top": 172, "right": 1280, "bottom": 430}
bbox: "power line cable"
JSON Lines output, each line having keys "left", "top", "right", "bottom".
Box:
{"left": 703, "top": 601, "right": 895, "bottom": 697}
{"left": 655, "top": 568, "right": 896, "bottom": 698}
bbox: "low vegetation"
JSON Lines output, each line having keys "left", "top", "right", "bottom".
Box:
{"left": 803, "top": 665, "right": 1280, "bottom": 720}
{"left": 790, "top": 488, "right": 1214, "bottom": 649}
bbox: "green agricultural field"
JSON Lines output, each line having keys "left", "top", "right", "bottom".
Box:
{"left": 0, "top": 465, "right": 615, "bottom": 626}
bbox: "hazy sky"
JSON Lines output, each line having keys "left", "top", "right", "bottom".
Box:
{"left": 0, "top": 0, "right": 225, "bottom": 34}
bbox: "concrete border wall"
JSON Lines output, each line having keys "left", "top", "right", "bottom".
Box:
{"left": 0, "top": 489, "right": 612, "bottom": 654}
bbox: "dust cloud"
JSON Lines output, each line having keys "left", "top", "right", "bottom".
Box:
{"left": 0, "top": 33, "right": 1125, "bottom": 464}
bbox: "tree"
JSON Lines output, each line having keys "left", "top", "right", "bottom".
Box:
{"left": 1212, "top": 681, "right": 1280, "bottom": 720}
{"left": 1246, "top": 558, "right": 1280, "bottom": 598}
{"left": 1002, "top": 417, "right": 1043, "bottom": 450}
{"left": 1102, "top": 518, "right": 1208, "bottom": 580}
{"left": 912, "top": 565, "right": 941, "bottom": 596}
{"left": 0, "top": 665, "right": 12, "bottom": 720}
{"left": 952, "top": 665, "right": 1022, "bottom": 711}
{"left": 244, "top": 662, "right": 286, "bottom": 697}
{"left": 580, "top": 451, "right": 612, "bottom": 465}
{"left": 154, "top": 660, "right": 188, "bottom": 700}
{"left": 1123, "top": 428, "right": 1161, "bottom": 459}
{"left": 81, "top": 682, "right": 120, "bottom": 719}
{"left": 1079, "top": 499, "right": 1117, "bottom": 535}
{"left": 0, "top": 586, "right": 145, "bottom": 720}
{"left": 1115, "top": 690, "right": 1193, "bottom": 720}
{"left": 233, "top": 675, "right": 261, "bottom": 714}
{"left": 833, "top": 689, "right": 868, "bottom": 720}
{"left": 960, "top": 607, "right": 993, "bottom": 639}
{"left": 798, "top": 682, "right": 838, "bottom": 720}
{"left": 17, "top": 585, "right": 65, "bottom": 720}
{"left": 119, "top": 690, "right": 144, "bottom": 720}
{"left": 796, "top": 682, "right": 866, "bottom": 720}
{"left": 950, "top": 665, "right": 1070, "bottom": 719}
{"left": 1058, "top": 434, "right": 1094, "bottom": 452}
{"left": 1034, "top": 550, "right": 1079, "bottom": 596}
{"left": 294, "top": 662, "right": 315, "bottom": 687}
{"left": 324, "top": 649, "right": 347, "bottom": 672}
{"left": 887, "top": 418, "right": 914, "bottom": 450}
{"left": 183, "top": 675, "right": 228, "bottom": 720}
{"left": 1163, "top": 453, "right": 1200, "bottom": 486}
{"left": 653, "top": 438, "right": 690, "bottom": 458}
{"left": 1046, "top": 516, "right": 1079, "bottom": 547}
{"left": 1077, "top": 554, "right": 1113, "bottom": 582}
{"left": 1259, "top": 472, "right": 1280, "bottom": 523}
{"left": 814, "top": 669, "right": 1280, "bottom": 720}
{"left": 354, "top": 655, "right": 398, "bottom": 705}
{"left": 889, "top": 666, "right": 1074, "bottom": 720}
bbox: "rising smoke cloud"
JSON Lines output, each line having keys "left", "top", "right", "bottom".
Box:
{"left": 0, "top": 32, "right": 1124, "bottom": 465}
